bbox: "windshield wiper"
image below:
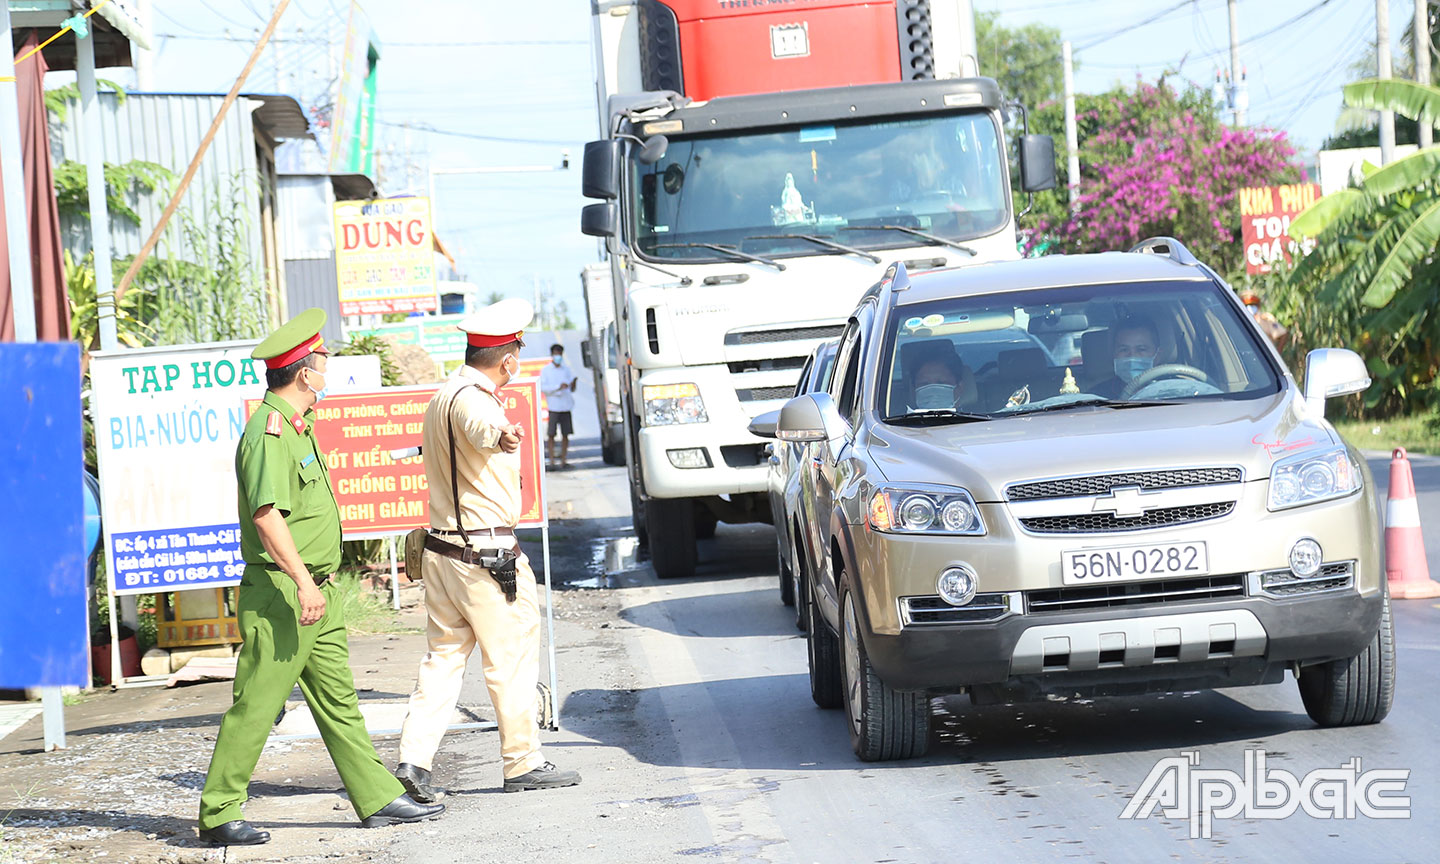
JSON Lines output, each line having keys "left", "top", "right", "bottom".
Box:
{"left": 744, "top": 233, "right": 881, "bottom": 263}
{"left": 1008, "top": 397, "right": 1173, "bottom": 416}
{"left": 883, "top": 409, "right": 991, "bottom": 425}
{"left": 839, "top": 224, "right": 977, "bottom": 257}
{"left": 654, "top": 242, "right": 786, "bottom": 271}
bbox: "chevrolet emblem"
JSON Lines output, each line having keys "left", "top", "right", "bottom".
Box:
{"left": 1091, "top": 485, "right": 1161, "bottom": 519}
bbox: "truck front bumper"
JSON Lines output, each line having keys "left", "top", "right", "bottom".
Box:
{"left": 638, "top": 423, "right": 770, "bottom": 498}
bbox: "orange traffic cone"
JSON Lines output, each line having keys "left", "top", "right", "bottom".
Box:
{"left": 1385, "top": 447, "right": 1440, "bottom": 599}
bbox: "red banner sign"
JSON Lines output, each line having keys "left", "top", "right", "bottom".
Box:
{"left": 1239, "top": 183, "right": 1321, "bottom": 275}
{"left": 245, "top": 380, "right": 546, "bottom": 536}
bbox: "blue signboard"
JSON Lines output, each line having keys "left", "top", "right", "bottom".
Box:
{"left": 0, "top": 344, "right": 87, "bottom": 688}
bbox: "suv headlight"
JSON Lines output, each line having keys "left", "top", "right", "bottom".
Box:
{"left": 867, "top": 485, "right": 985, "bottom": 535}
{"left": 642, "top": 383, "right": 708, "bottom": 426}
{"left": 1267, "top": 445, "right": 1362, "bottom": 511}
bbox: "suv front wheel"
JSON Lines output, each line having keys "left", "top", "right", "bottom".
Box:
{"left": 841, "top": 586, "right": 930, "bottom": 761}
{"left": 1298, "top": 590, "right": 1396, "bottom": 726}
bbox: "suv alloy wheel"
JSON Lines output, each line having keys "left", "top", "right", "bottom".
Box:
{"left": 841, "top": 585, "right": 930, "bottom": 761}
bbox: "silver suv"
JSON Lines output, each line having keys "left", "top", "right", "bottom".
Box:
{"left": 772, "top": 239, "right": 1393, "bottom": 762}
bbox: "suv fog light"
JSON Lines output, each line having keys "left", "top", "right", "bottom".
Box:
{"left": 1289, "top": 538, "right": 1322, "bottom": 577}
{"left": 667, "top": 447, "right": 711, "bottom": 469}
{"left": 937, "top": 565, "right": 978, "bottom": 607}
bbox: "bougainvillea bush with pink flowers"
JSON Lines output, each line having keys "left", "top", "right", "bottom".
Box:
{"left": 1024, "top": 78, "right": 1300, "bottom": 275}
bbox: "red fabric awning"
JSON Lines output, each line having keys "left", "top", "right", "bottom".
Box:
{"left": 0, "top": 32, "right": 70, "bottom": 342}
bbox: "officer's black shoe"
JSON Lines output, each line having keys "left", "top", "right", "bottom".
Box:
{"left": 503, "top": 761, "right": 582, "bottom": 793}
{"left": 394, "top": 762, "right": 445, "bottom": 804}
{"left": 360, "top": 793, "right": 446, "bottom": 827}
{"left": 198, "top": 820, "right": 270, "bottom": 846}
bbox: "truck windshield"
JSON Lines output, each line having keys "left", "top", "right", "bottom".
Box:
{"left": 630, "top": 111, "right": 1008, "bottom": 262}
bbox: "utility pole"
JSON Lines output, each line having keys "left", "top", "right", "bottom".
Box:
{"left": 1227, "top": 0, "right": 1245, "bottom": 125}
{"left": 1379, "top": 0, "right": 1396, "bottom": 164}
{"left": 1418, "top": 0, "right": 1432, "bottom": 148}
{"left": 135, "top": 0, "right": 155, "bottom": 89}
{"left": 1062, "top": 40, "right": 1079, "bottom": 207}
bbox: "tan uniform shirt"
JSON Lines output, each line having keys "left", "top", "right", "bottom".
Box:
{"left": 424, "top": 365, "right": 522, "bottom": 537}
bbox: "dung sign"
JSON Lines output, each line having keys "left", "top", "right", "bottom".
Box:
{"left": 1239, "top": 183, "right": 1320, "bottom": 276}
{"left": 334, "top": 197, "right": 438, "bottom": 315}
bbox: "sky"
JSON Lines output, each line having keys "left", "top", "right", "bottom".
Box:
{"left": 75, "top": 0, "right": 1404, "bottom": 320}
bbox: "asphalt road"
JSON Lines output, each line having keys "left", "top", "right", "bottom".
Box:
{"left": 377, "top": 435, "right": 1438, "bottom": 864}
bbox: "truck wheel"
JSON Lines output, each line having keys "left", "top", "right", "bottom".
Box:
{"left": 806, "top": 586, "right": 842, "bottom": 709}
{"left": 646, "top": 498, "right": 696, "bottom": 579}
{"left": 629, "top": 482, "right": 649, "bottom": 548}
{"left": 694, "top": 509, "right": 718, "bottom": 540}
{"left": 778, "top": 549, "right": 795, "bottom": 607}
{"left": 1299, "top": 591, "right": 1396, "bottom": 726}
{"left": 603, "top": 438, "right": 625, "bottom": 466}
{"left": 841, "top": 587, "right": 930, "bottom": 761}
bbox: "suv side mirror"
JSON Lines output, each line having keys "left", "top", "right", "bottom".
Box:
{"left": 1018, "top": 134, "right": 1057, "bottom": 193}
{"left": 1303, "top": 348, "right": 1370, "bottom": 418}
{"left": 777, "top": 392, "right": 846, "bottom": 443}
{"left": 582, "top": 140, "right": 620, "bottom": 200}
{"left": 581, "top": 202, "right": 617, "bottom": 238}
{"left": 747, "top": 409, "right": 780, "bottom": 440}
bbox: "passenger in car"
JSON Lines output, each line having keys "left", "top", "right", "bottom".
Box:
{"left": 1091, "top": 317, "right": 1160, "bottom": 399}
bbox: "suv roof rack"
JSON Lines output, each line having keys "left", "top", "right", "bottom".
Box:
{"left": 1128, "top": 237, "right": 1198, "bottom": 266}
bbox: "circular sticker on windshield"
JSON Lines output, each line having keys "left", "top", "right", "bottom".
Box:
{"left": 922, "top": 314, "right": 944, "bottom": 327}
{"left": 904, "top": 317, "right": 924, "bottom": 330}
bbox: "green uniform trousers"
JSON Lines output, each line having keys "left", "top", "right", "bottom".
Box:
{"left": 198, "top": 567, "right": 404, "bottom": 828}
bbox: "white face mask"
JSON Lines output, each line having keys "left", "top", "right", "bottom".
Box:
{"left": 914, "top": 382, "right": 956, "bottom": 410}
{"left": 305, "top": 367, "right": 328, "bottom": 403}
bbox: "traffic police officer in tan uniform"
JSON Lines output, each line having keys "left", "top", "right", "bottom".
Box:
{"left": 394, "top": 298, "right": 580, "bottom": 799}
{"left": 197, "top": 309, "right": 444, "bottom": 846}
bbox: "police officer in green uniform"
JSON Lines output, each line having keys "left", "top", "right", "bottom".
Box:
{"left": 197, "top": 309, "right": 445, "bottom": 846}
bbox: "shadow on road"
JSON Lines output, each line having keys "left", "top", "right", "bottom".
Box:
{"left": 620, "top": 588, "right": 797, "bottom": 639}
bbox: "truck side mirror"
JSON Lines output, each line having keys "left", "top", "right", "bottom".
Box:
{"left": 1019, "top": 134, "right": 1057, "bottom": 193}
{"left": 581, "top": 339, "right": 593, "bottom": 369}
{"left": 582, "top": 140, "right": 620, "bottom": 200}
{"left": 581, "top": 202, "right": 617, "bottom": 238}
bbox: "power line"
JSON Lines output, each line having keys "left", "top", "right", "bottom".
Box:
{"left": 377, "top": 120, "right": 581, "bottom": 146}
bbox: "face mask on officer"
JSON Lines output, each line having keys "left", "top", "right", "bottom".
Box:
{"left": 914, "top": 383, "right": 957, "bottom": 410}
{"left": 303, "top": 365, "right": 329, "bottom": 403}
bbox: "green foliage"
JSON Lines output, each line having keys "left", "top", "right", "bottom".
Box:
{"left": 335, "top": 333, "right": 401, "bottom": 386}
{"left": 52, "top": 158, "right": 172, "bottom": 227}
{"left": 1274, "top": 79, "right": 1440, "bottom": 418}
{"left": 975, "top": 11, "right": 1068, "bottom": 109}
{"left": 44, "top": 78, "right": 126, "bottom": 123}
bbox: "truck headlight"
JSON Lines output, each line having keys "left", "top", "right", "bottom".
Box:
{"left": 867, "top": 485, "right": 985, "bottom": 535}
{"left": 642, "top": 383, "right": 708, "bottom": 426}
{"left": 1267, "top": 445, "right": 1361, "bottom": 511}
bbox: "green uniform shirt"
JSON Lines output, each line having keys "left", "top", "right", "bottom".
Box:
{"left": 235, "top": 391, "right": 342, "bottom": 576}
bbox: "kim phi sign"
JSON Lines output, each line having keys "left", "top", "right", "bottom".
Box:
{"left": 1239, "top": 183, "right": 1320, "bottom": 276}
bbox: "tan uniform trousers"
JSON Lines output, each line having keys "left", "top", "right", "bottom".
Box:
{"left": 398, "top": 546, "right": 544, "bottom": 779}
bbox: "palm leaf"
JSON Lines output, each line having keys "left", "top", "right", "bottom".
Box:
{"left": 1290, "top": 188, "right": 1365, "bottom": 238}
{"left": 1360, "top": 147, "right": 1440, "bottom": 198}
{"left": 1343, "top": 78, "right": 1440, "bottom": 123}
{"left": 1360, "top": 195, "right": 1440, "bottom": 307}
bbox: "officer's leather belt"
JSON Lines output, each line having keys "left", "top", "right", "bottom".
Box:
{"left": 424, "top": 533, "right": 508, "bottom": 565}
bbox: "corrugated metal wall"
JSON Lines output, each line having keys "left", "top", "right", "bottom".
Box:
{"left": 50, "top": 93, "right": 265, "bottom": 271}
{"left": 284, "top": 257, "right": 343, "bottom": 344}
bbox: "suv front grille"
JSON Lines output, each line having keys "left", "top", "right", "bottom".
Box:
{"left": 1007, "top": 468, "right": 1243, "bottom": 502}
{"left": 1026, "top": 574, "right": 1246, "bottom": 614}
{"left": 901, "top": 593, "right": 1013, "bottom": 625}
{"left": 1019, "top": 502, "right": 1234, "bottom": 534}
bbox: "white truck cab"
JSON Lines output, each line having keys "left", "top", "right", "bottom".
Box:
{"left": 582, "top": 1, "right": 1056, "bottom": 577}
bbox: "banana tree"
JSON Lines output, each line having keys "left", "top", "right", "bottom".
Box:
{"left": 1285, "top": 79, "right": 1440, "bottom": 414}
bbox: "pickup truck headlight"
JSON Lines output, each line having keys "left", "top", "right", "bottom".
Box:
{"left": 867, "top": 485, "right": 985, "bottom": 535}
{"left": 642, "top": 383, "right": 708, "bottom": 426}
{"left": 1267, "top": 445, "right": 1361, "bottom": 511}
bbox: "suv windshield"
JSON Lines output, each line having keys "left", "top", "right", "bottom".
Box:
{"left": 879, "top": 280, "right": 1281, "bottom": 419}
{"left": 631, "top": 111, "right": 1008, "bottom": 262}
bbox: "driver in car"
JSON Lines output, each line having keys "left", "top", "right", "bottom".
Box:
{"left": 1092, "top": 318, "right": 1160, "bottom": 399}
{"left": 908, "top": 354, "right": 976, "bottom": 411}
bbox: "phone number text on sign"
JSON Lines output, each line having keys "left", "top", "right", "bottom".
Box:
{"left": 110, "top": 523, "right": 245, "bottom": 591}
